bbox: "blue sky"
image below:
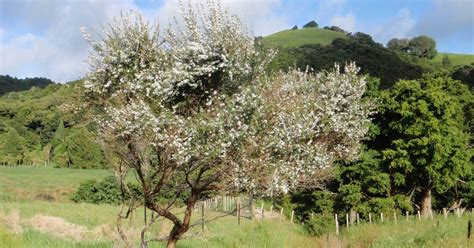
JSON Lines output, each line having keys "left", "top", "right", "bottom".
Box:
{"left": 0, "top": 0, "right": 473, "bottom": 82}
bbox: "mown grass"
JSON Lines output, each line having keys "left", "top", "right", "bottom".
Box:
{"left": 1, "top": 166, "right": 473, "bottom": 247}
{"left": 261, "top": 28, "right": 346, "bottom": 48}
{"left": 433, "top": 53, "right": 474, "bottom": 66}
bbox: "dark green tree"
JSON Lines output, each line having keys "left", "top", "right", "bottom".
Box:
{"left": 380, "top": 75, "right": 472, "bottom": 216}
{"left": 303, "top": 20, "right": 318, "bottom": 28}
{"left": 387, "top": 38, "right": 410, "bottom": 52}
{"left": 291, "top": 25, "right": 298, "bottom": 30}
{"left": 66, "top": 128, "right": 105, "bottom": 169}
{"left": 408, "top": 35, "right": 437, "bottom": 59}
{"left": 0, "top": 128, "right": 27, "bottom": 165}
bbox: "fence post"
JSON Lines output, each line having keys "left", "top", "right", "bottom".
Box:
{"left": 261, "top": 202, "right": 264, "bottom": 220}
{"left": 369, "top": 213, "right": 372, "bottom": 224}
{"left": 237, "top": 198, "right": 241, "bottom": 226}
{"left": 280, "top": 208, "right": 284, "bottom": 219}
{"left": 356, "top": 213, "right": 360, "bottom": 225}
{"left": 406, "top": 211, "right": 409, "bottom": 221}
{"left": 429, "top": 209, "right": 433, "bottom": 220}
{"left": 346, "top": 214, "right": 349, "bottom": 229}
{"left": 468, "top": 220, "right": 472, "bottom": 239}
{"left": 417, "top": 211, "right": 421, "bottom": 220}
{"left": 335, "top": 214, "right": 339, "bottom": 236}
{"left": 394, "top": 212, "right": 397, "bottom": 223}
{"left": 443, "top": 208, "right": 447, "bottom": 219}
{"left": 270, "top": 205, "right": 273, "bottom": 214}
{"left": 201, "top": 203, "right": 205, "bottom": 232}
{"left": 380, "top": 213, "right": 384, "bottom": 222}
{"left": 291, "top": 210, "right": 294, "bottom": 224}
{"left": 457, "top": 208, "right": 461, "bottom": 218}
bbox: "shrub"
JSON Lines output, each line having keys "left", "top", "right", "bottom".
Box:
{"left": 71, "top": 176, "right": 123, "bottom": 204}
{"left": 304, "top": 213, "right": 334, "bottom": 236}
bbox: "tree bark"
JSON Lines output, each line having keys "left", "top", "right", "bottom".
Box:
{"left": 420, "top": 187, "right": 432, "bottom": 217}
{"left": 167, "top": 237, "right": 178, "bottom": 248}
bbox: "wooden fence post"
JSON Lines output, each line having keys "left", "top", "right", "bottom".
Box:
{"left": 429, "top": 209, "right": 433, "bottom": 220}
{"left": 201, "top": 204, "right": 205, "bottom": 232}
{"left": 261, "top": 202, "right": 264, "bottom": 220}
{"left": 380, "top": 213, "right": 384, "bottom": 222}
{"left": 335, "top": 214, "right": 339, "bottom": 236}
{"left": 346, "top": 214, "right": 349, "bottom": 229}
{"left": 356, "top": 213, "right": 360, "bottom": 225}
{"left": 406, "top": 211, "right": 409, "bottom": 221}
{"left": 443, "top": 208, "right": 447, "bottom": 219}
{"left": 468, "top": 220, "right": 472, "bottom": 239}
{"left": 291, "top": 210, "right": 294, "bottom": 224}
{"left": 457, "top": 208, "right": 461, "bottom": 218}
{"left": 270, "top": 205, "right": 273, "bottom": 214}
{"left": 280, "top": 208, "right": 284, "bottom": 219}
{"left": 237, "top": 198, "right": 241, "bottom": 226}
{"left": 394, "top": 212, "right": 397, "bottom": 223}
{"left": 369, "top": 213, "right": 372, "bottom": 224}
{"left": 417, "top": 211, "right": 421, "bottom": 220}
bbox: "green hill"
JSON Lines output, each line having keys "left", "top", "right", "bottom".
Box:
{"left": 433, "top": 53, "right": 474, "bottom": 66}
{"left": 261, "top": 28, "right": 346, "bottom": 48}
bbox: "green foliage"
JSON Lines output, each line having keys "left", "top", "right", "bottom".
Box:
{"left": 304, "top": 214, "right": 334, "bottom": 236}
{"left": 0, "top": 128, "right": 27, "bottom": 165}
{"left": 387, "top": 38, "right": 410, "bottom": 52}
{"left": 71, "top": 176, "right": 127, "bottom": 204}
{"left": 268, "top": 33, "right": 424, "bottom": 88}
{"left": 0, "top": 82, "right": 108, "bottom": 168}
{"left": 0, "top": 75, "right": 54, "bottom": 96}
{"left": 450, "top": 64, "right": 474, "bottom": 90}
{"left": 291, "top": 25, "right": 297, "bottom": 30}
{"left": 408, "top": 35, "right": 437, "bottom": 59}
{"left": 381, "top": 74, "right": 472, "bottom": 202}
{"left": 65, "top": 128, "right": 105, "bottom": 169}
{"left": 323, "top": 26, "right": 346, "bottom": 33}
{"left": 303, "top": 20, "right": 318, "bottom": 28}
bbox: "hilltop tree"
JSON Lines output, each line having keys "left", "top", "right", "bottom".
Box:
{"left": 408, "top": 35, "right": 437, "bottom": 59}
{"left": 82, "top": 2, "right": 372, "bottom": 247}
{"left": 303, "top": 20, "right": 318, "bottom": 28}
{"left": 387, "top": 38, "right": 410, "bottom": 52}
{"left": 380, "top": 75, "right": 472, "bottom": 216}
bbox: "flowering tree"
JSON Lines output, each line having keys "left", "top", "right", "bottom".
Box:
{"left": 234, "top": 64, "right": 373, "bottom": 195}
{"left": 82, "top": 1, "right": 372, "bottom": 247}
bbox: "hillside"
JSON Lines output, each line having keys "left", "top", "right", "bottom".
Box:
{"left": 261, "top": 27, "right": 346, "bottom": 48}
{"left": 433, "top": 53, "right": 474, "bottom": 66}
{"left": 0, "top": 75, "right": 55, "bottom": 96}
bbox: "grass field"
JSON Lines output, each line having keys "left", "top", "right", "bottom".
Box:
{"left": 433, "top": 53, "right": 474, "bottom": 66}
{"left": 1, "top": 166, "right": 473, "bottom": 247}
{"left": 261, "top": 27, "right": 346, "bottom": 48}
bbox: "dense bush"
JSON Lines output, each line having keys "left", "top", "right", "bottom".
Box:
{"left": 71, "top": 176, "right": 126, "bottom": 204}
{"left": 71, "top": 176, "right": 190, "bottom": 205}
{"left": 304, "top": 214, "right": 334, "bottom": 236}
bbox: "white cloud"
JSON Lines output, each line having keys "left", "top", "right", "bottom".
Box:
{"left": 371, "top": 8, "right": 415, "bottom": 45}
{"left": 0, "top": 0, "right": 139, "bottom": 82}
{"left": 329, "top": 13, "right": 356, "bottom": 32}
{"left": 0, "top": 0, "right": 288, "bottom": 82}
